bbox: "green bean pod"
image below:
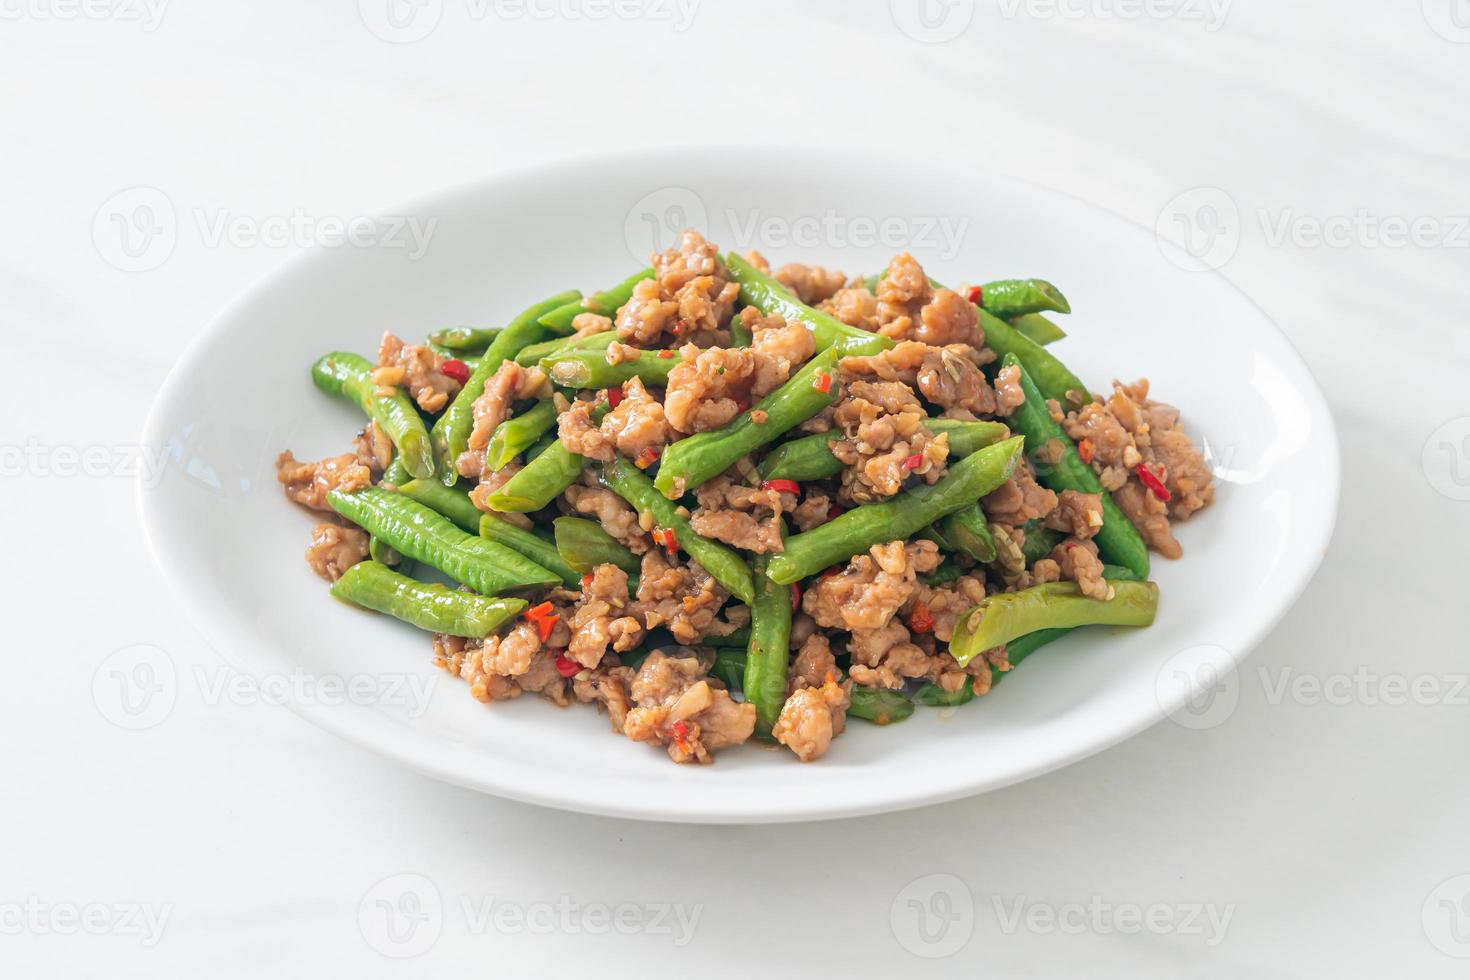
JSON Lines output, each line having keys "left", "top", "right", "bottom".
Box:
{"left": 328, "top": 487, "right": 560, "bottom": 594}
{"left": 537, "top": 268, "right": 654, "bottom": 334}
{"left": 847, "top": 688, "right": 914, "bottom": 725}
{"left": 381, "top": 456, "right": 411, "bottom": 488}
{"left": 394, "top": 478, "right": 481, "bottom": 533}
{"left": 600, "top": 457, "right": 755, "bottom": 604}
{"left": 427, "top": 343, "right": 483, "bottom": 368}
{"left": 727, "top": 314, "right": 752, "bottom": 348}
{"left": 485, "top": 401, "right": 558, "bottom": 471}
{"left": 428, "top": 326, "right": 500, "bottom": 352}
{"left": 368, "top": 535, "right": 406, "bottom": 568}
{"left": 981, "top": 307, "right": 1090, "bottom": 411}
{"left": 331, "top": 560, "right": 526, "bottom": 637}
{"left": 1009, "top": 313, "right": 1067, "bottom": 347}
{"left": 515, "top": 330, "right": 617, "bottom": 367}
{"left": 484, "top": 401, "right": 607, "bottom": 512}
{"left": 431, "top": 289, "right": 580, "bottom": 484}
{"left": 541, "top": 347, "right": 679, "bottom": 390}
{"left": 939, "top": 503, "right": 997, "bottom": 563}
{"left": 985, "top": 565, "right": 1140, "bottom": 684}
{"left": 480, "top": 514, "right": 580, "bottom": 588}
{"left": 311, "top": 352, "right": 436, "bottom": 481}
{"left": 710, "top": 647, "right": 747, "bottom": 692}
{"left": 654, "top": 347, "right": 843, "bottom": 499}
{"left": 744, "top": 549, "right": 791, "bottom": 739}
{"left": 913, "top": 679, "right": 975, "bottom": 707}
{"left": 725, "top": 252, "right": 891, "bottom": 355}
{"left": 758, "top": 418, "right": 1010, "bottom": 483}
{"left": 1018, "top": 521, "right": 1066, "bottom": 565}
{"left": 552, "top": 517, "right": 641, "bottom": 575}
{"left": 766, "top": 436, "right": 1024, "bottom": 586}
{"left": 979, "top": 279, "right": 1071, "bottom": 318}
{"left": 1003, "top": 353, "right": 1150, "bottom": 579}
{"left": 949, "top": 580, "right": 1158, "bottom": 667}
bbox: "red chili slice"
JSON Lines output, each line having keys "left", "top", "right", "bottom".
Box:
{"left": 554, "top": 655, "right": 581, "bottom": 678}
{"left": 635, "top": 447, "right": 661, "bottom": 469}
{"left": 440, "top": 358, "right": 471, "bottom": 384}
{"left": 1077, "top": 438, "right": 1096, "bottom": 465}
{"left": 902, "top": 453, "right": 924, "bottom": 471}
{"left": 813, "top": 372, "right": 832, "bottom": 394}
{"left": 605, "top": 387, "right": 622, "bottom": 409}
{"left": 908, "top": 602, "right": 935, "bottom": 635}
{"left": 789, "top": 582, "right": 802, "bottom": 611}
{"left": 761, "top": 479, "right": 800, "bottom": 495}
{"left": 967, "top": 286, "right": 983, "bottom": 306}
{"left": 1134, "top": 463, "right": 1173, "bottom": 502}
{"left": 657, "top": 350, "right": 676, "bottom": 359}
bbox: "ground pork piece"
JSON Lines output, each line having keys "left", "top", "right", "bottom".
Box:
{"left": 789, "top": 492, "right": 835, "bottom": 532}
{"left": 1141, "top": 404, "right": 1215, "bottom": 519}
{"left": 992, "top": 362, "right": 1026, "bottom": 417}
{"left": 373, "top": 332, "right": 462, "bottom": 413}
{"left": 663, "top": 344, "right": 791, "bottom": 434}
{"left": 304, "top": 522, "right": 368, "bottom": 581}
{"left": 801, "top": 539, "right": 942, "bottom": 631}
{"left": 603, "top": 376, "right": 672, "bottom": 461}
{"left": 907, "top": 575, "right": 989, "bottom": 642}
{"left": 819, "top": 286, "right": 882, "bottom": 332}
{"left": 275, "top": 450, "right": 372, "bottom": 511}
{"left": 616, "top": 230, "right": 739, "bottom": 348}
{"left": 571, "top": 660, "right": 636, "bottom": 732}
{"left": 787, "top": 634, "right": 840, "bottom": 692}
{"left": 775, "top": 262, "right": 847, "bottom": 305}
{"left": 571, "top": 312, "right": 613, "bottom": 337}
{"left": 615, "top": 277, "right": 680, "bottom": 346}
{"left": 873, "top": 253, "right": 985, "bottom": 348}
{"left": 829, "top": 380, "right": 948, "bottom": 503}
{"left": 773, "top": 680, "right": 850, "bottom": 762}
{"left": 1062, "top": 399, "right": 1139, "bottom": 471}
{"left": 467, "top": 461, "right": 529, "bottom": 525}
{"left": 874, "top": 252, "right": 933, "bottom": 331}
{"left": 1043, "top": 489, "right": 1105, "bottom": 540}
{"left": 566, "top": 563, "right": 644, "bottom": 669}
{"left": 743, "top": 249, "right": 771, "bottom": 273}
{"left": 1113, "top": 480, "right": 1182, "bottom": 559}
{"left": 433, "top": 629, "right": 571, "bottom": 706}
{"left": 744, "top": 307, "right": 816, "bottom": 369}
{"left": 688, "top": 475, "right": 790, "bottom": 553}
{"left": 354, "top": 421, "right": 394, "bottom": 479}
{"left": 620, "top": 650, "right": 755, "bottom": 764}
{"left": 1045, "top": 538, "right": 1112, "bottom": 600}
{"left": 466, "top": 362, "right": 548, "bottom": 455}
{"left": 632, "top": 550, "right": 729, "bottom": 643}
{"left": 557, "top": 396, "right": 616, "bottom": 461}
{"left": 841, "top": 341, "right": 1001, "bottom": 417}
{"left": 983, "top": 459, "right": 1059, "bottom": 525}
{"left": 849, "top": 618, "right": 993, "bottom": 693}
{"left": 562, "top": 484, "right": 652, "bottom": 554}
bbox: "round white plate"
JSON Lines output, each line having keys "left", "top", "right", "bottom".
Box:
{"left": 139, "top": 147, "right": 1338, "bottom": 823}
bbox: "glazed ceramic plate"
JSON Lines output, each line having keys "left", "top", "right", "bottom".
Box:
{"left": 139, "top": 147, "right": 1338, "bottom": 823}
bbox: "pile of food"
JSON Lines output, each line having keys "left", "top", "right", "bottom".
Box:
{"left": 277, "top": 230, "right": 1214, "bottom": 764}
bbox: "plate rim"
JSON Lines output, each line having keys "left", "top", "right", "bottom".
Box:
{"left": 137, "top": 144, "right": 1341, "bottom": 823}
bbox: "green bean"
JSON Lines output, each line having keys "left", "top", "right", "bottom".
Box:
{"left": 913, "top": 679, "right": 975, "bottom": 707}
{"left": 949, "top": 580, "right": 1158, "bottom": 667}
{"left": 331, "top": 560, "right": 526, "bottom": 637}
{"left": 427, "top": 342, "right": 483, "bottom": 368}
{"left": 847, "top": 688, "right": 914, "bottom": 725}
{"left": 939, "top": 503, "right": 997, "bottom": 563}
{"left": 600, "top": 457, "right": 755, "bottom": 604}
{"left": 986, "top": 565, "right": 1139, "bottom": 683}
{"left": 1019, "top": 521, "right": 1065, "bottom": 565}
{"left": 766, "top": 436, "right": 1024, "bottom": 586}
{"left": 484, "top": 401, "right": 607, "bottom": 512}
{"left": 1004, "top": 354, "right": 1150, "bottom": 579}
{"left": 1009, "top": 313, "right": 1067, "bottom": 347}
{"left": 727, "top": 314, "right": 752, "bottom": 348}
{"left": 515, "top": 331, "right": 616, "bottom": 367}
{"left": 980, "top": 307, "right": 1090, "bottom": 411}
{"left": 537, "top": 268, "right": 654, "bottom": 334}
{"left": 920, "top": 560, "right": 965, "bottom": 588}
{"left": 368, "top": 535, "right": 406, "bottom": 568}
{"left": 429, "top": 326, "right": 500, "bottom": 352}
{"left": 553, "top": 517, "right": 640, "bottom": 575}
{"left": 710, "top": 647, "right": 746, "bottom": 691}
{"left": 524, "top": 431, "right": 557, "bottom": 462}
{"left": 394, "top": 478, "right": 481, "bottom": 533}
{"left": 745, "top": 549, "right": 791, "bottom": 739}
{"left": 485, "top": 401, "right": 558, "bottom": 471}
{"left": 480, "top": 514, "right": 580, "bottom": 588}
{"left": 978, "top": 279, "right": 1070, "bottom": 318}
{"left": 328, "top": 487, "right": 560, "bottom": 594}
{"left": 381, "top": 457, "right": 411, "bottom": 487}
{"left": 725, "top": 252, "right": 891, "bottom": 355}
{"left": 654, "top": 347, "right": 842, "bottom": 499}
{"left": 311, "top": 352, "right": 436, "bottom": 481}
{"left": 541, "top": 347, "right": 679, "bottom": 390}
{"left": 758, "top": 418, "right": 1010, "bottom": 483}
{"left": 431, "top": 289, "right": 580, "bottom": 484}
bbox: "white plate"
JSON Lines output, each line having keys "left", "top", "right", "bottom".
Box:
{"left": 139, "top": 147, "right": 1338, "bottom": 823}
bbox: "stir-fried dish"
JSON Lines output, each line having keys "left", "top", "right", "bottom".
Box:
{"left": 277, "top": 230, "right": 1214, "bottom": 764}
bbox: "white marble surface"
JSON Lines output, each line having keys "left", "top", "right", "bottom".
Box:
{"left": 3, "top": 1, "right": 1467, "bottom": 976}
